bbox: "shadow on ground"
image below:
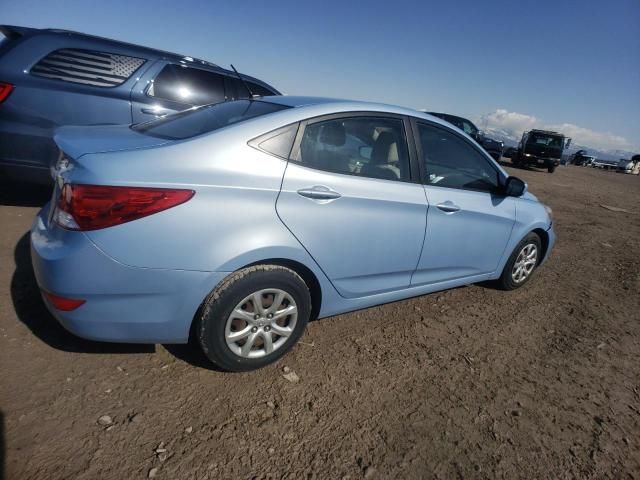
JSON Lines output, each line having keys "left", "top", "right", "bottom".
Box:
{"left": 0, "top": 410, "right": 4, "bottom": 480}
{"left": 11, "top": 232, "right": 154, "bottom": 355}
{"left": 0, "top": 180, "right": 52, "bottom": 208}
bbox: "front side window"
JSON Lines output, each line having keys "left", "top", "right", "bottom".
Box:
{"left": 418, "top": 122, "right": 499, "bottom": 192}
{"left": 133, "top": 100, "right": 289, "bottom": 140}
{"left": 148, "top": 64, "right": 225, "bottom": 105}
{"left": 528, "top": 132, "right": 563, "bottom": 147}
{"left": 296, "top": 117, "right": 410, "bottom": 182}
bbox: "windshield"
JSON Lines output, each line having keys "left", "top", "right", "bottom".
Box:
{"left": 133, "top": 100, "right": 290, "bottom": 140}
{"left": 528, "top": 132, "right": 563, "bottom": 148}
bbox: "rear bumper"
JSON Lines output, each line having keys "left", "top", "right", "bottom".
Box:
{"left": 30, "top": 205, "right": 228, "bottom": 343}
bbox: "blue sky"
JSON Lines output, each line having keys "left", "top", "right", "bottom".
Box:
{"left": 3, "top": 0, "right": 639, "bottom": 151}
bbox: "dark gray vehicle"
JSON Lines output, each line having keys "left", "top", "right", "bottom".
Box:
{"left": 426, "top": 112, "right": 504, "bottom": 161}
{"left": 0, "top": 25, "right": 280, "bottom": 183}
{"left": 513, "top": 129, "right": 571, "bottom": 173}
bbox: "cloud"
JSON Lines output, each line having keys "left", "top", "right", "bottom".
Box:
{"left": 478, "top": 109, "right": 637, "bottom": 152}
{"left": 480, "top": 109, "right": 538, "bottom": 139}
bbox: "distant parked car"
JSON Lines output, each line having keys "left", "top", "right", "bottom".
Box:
{"left": 32, "top": 97, "right": 555, "bottom": 371}
{"left": 426, "top": 112, "right": 504, "bottom": 161}
{"left": 617, "top": 155, "right": 640, "bottom": 174}
{"left": 570, "top": 150, "right": 595, "bottom": 166}
{"left": 503, "top": 147, "right": 517, "bottom": 158}
{"left": 0, "top": 25, "right": 280, "bottom": 183}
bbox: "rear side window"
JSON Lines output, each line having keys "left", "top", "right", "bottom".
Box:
{"left": 226, "top": 78, "right": 276, "bottom": 99}
{"left": 31, "top": 49, "right": 145, "bottom": 87}
{"left": 250, "top": 124, "right": 298, "bottom": 159}
{"left": 296, "top": 117, "right": 411, "bottom": 182}
{"left": 133, "top": 100, "right": 289, "bottom": 140}
{"left": 148, "top": 64, "right": 225, "bottom": 105}
{"left": 246, "top": 81, "right": 275, "bottom": 97}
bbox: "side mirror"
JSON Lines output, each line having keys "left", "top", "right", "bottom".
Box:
{"left": 565, "top": 137, "right": 572, "bottom": 149}
{"left": 504, "top": 176, "right": 526, "bottom": 197}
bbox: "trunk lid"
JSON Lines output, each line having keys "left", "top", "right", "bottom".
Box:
{"left": 54, "top": 124, "right": 170, "bottom": 160}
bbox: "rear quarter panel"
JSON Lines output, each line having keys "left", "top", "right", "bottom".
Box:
{"left": 65, "top": 115, "right": 323, "bottom": 276}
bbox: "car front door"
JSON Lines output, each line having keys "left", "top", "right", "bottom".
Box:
{"left": 411, "top": 119, "right": 516, "bottom": 286}
{"left": 276, "top": 114, "right": 427, "bottom": 298}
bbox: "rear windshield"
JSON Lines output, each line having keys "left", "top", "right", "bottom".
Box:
{"left": 133, "top": 100, "right": 289, "bottom": 140}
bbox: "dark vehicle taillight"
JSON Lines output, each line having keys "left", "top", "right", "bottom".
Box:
{"left": 54, "top": 184, "right": 195, "bottom": 231}
{"left": 0, "top": 82, "right": 14, "bottom": 102}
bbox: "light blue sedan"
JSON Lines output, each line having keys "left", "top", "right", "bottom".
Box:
{"left": 31, "top": 96, "right": 555, "bottom": 371}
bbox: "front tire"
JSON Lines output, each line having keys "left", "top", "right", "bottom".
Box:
{"left": 497, "top": 233, "right": 542, "bottom": 290}
{"left": 197, "top": 265, "right": 311, "bottom": 372}
{"left": 547, "top": 164, "right": 556, "bottom": 173}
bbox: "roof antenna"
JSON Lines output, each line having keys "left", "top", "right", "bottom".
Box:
{"left": 230, "top": 64, "right": 256, "bottom": 99}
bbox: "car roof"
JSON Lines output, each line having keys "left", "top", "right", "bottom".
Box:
{"left": 261, "top": 96, "right": 446, "bottom": 122}
{"left": 0, "top": 24, "right": 279, "bottom": 93}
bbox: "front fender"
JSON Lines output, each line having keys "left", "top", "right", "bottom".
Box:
{"left": 492, "top": 198, "right": 553, "bottom": 278}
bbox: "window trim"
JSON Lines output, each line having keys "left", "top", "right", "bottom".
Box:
{"left": 410, "top": 118, "right": 506, "bottom": 194}
{"left": 288, "top": 111, "right": 421, "bottom": 184}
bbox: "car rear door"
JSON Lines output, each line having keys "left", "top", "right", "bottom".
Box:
{"left": 276, "top": 113, "right": 427, "bottom": 298}
{"left": 130, "top": 63, "right": 227, "bottom": 123}
{"left": 411, "top": 119, "right": 516, "bottom": 285}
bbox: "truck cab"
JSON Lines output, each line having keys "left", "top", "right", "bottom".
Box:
{"left": 514, "top": 129, "right": 571, "bottom": 173}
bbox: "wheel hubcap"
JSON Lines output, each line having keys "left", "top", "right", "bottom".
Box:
{"left": 511, "top": 243, "right": 538, "bottom": 283}
{"left": 224, "top": 289, "right": 298, "bottom": 359}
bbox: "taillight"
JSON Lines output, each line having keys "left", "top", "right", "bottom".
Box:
{"left": 54, "top": 184, "right": 195, "bottom": 231}
{"left": 0, "top": 82, "right": 14, "bottom": 103}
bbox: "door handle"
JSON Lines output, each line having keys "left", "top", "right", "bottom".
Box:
{"left": 297, "top": 186, "right": 341, "bottom": 201}
{"left": 141, "top": 107, "right": 170, "bottom": 116}
{"left": 436, "top": 202, "right": 461, "bottom": 213}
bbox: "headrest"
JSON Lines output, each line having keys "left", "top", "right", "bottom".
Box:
{"left": 319, "top": 122, "right": 346, "bottom": 147}
{"left": 372, "top": 131, "right": 399, "bottom": 165}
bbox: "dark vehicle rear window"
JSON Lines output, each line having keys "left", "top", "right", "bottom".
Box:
{"left": 225, "top": 78, "right": 277, "bottom": 100}
{"left": 149, "top": 64, "right": 225, "bottom": 105}
{"left": 246, "top": 81, "right": 275, "bottom": 97}
{"left": 132, "top": 100, "right": 290, "bottom": 140}
{"left": 31, "top": 49, "right": 145, "bottom": 87}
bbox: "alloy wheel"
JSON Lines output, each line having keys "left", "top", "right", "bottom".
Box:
{"left": 224, "top": 289, "right": 298, "bottom": 359}
{"left": 511, "top": 243, "right": 538, "bottom": 283}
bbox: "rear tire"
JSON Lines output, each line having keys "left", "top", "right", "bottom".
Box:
{"left": 196, "top": 265, "right": 311, "bottom": 372}
{"left": 497, "top": 233, "right": 542, "bottom": 290}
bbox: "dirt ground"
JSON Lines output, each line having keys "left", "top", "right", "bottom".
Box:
{"left": 1, "top": 163, "right": 639, "bottom": 480}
